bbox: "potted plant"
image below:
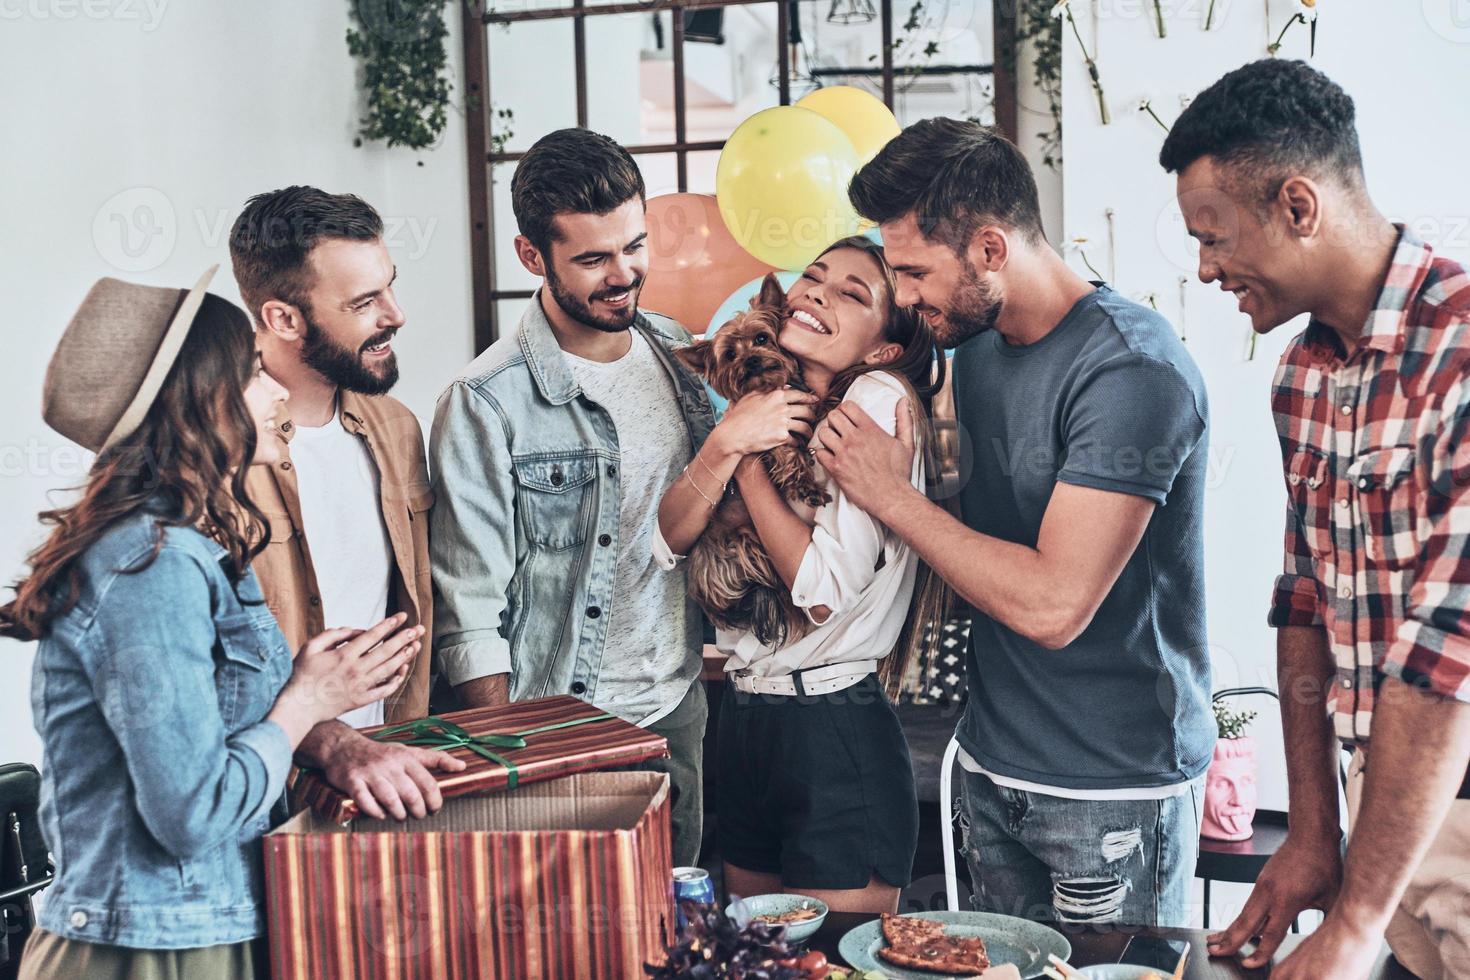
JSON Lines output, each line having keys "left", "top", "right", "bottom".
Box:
{"left": 1202, "top": 701, "right": 1259, "bottom": 842}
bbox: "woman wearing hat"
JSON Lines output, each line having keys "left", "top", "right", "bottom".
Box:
{"left": 1, "top": 269, "right": 423, "bottom": 979}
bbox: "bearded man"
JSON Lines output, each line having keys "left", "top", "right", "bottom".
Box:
{"left": 231, "top": 186, "right": 463, "bottom": 824}
{"left": 429, "top": 129, "right": 715, "bottom": 866}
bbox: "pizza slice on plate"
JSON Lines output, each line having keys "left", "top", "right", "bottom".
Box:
{"left": 880, "top": 912, "right": 945, "bottom": 945}
{"left": 876, "top": 913, "right": 991, "bottom": 976}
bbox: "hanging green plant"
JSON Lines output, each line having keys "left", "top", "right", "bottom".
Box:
{"left": 1052, "top": 0, "right": 1109, "bottom": 125}
{"left": 865, "top": 0, "right": 945, "bottom": 95}
{"left": 1004, "top": 0, "right": 1063, "bottom": 169}
{"left": 491, "top": 106, "right": 515, "bottom": 156}
{"left": 895, "top": 0, "right": 942, "bottom": 88}
{"left": 346, "top": 0, "right": 453, "bottom": 151}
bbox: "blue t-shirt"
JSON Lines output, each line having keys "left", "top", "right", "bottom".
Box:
{"left": 954, "top": 284, "right": 1214, "bottom": 790}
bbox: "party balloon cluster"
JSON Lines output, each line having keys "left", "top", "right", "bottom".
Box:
{"left": 640, "top": 87, "right": 901, "bottom": 348}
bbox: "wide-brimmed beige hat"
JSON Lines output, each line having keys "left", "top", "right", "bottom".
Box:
{"left": 43, "top": 265, "right": 218, "bottom": 453}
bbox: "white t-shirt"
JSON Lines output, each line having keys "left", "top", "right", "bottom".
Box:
{"left": 956, "top": 747, "right": 1202, "bottom": 801}
{"left": 565, "top": 331, "right": 699, "bottom": 727}
{"left": 287, "top": 404, "right": 394, "bottom": 730}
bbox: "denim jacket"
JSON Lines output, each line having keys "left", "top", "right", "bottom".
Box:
{"left": 30, "top": 507, "right": 294, "bottom": 949}
{"left": 429, "top": 293, "right": 714, "bottom": 705}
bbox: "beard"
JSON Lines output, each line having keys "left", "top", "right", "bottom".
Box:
{"left": 301, "top": 316, "right": 399, "bottom": 396}
{"left": 545, "top": 263, "right": 643, "bottom": 333}
{"left": 928, "top": 262, "right": 1002, "bottom": 348}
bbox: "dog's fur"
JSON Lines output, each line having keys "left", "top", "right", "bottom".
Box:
{"left": 674, "top": 274, "right": 834, "bottom": 648}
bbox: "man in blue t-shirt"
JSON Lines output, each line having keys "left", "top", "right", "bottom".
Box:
{"left": 815, "top": 118, "right": 1214, "bottom": 928}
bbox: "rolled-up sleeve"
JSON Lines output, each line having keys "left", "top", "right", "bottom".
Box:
{"left": 429, "top": 381, "right": 517, "bottom": 686}
{"left": 791, "top": 374, "right": 918, "bottom": 620}
{"left": 86, "top": 549, "right": 291, "bottom": 860}
{"left": 1384, "top": 382, "right": 1470, "bottom": 702}
{"left": 1268, "top": 502, "right": 1325, "bottom": 628}
{"left": 791, "top": 507, "right": 885, "bottom": 620}
{"left": 652, "top": 518, "right": 685, "bottom": 570}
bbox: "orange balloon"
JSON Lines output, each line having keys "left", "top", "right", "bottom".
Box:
{"left": 640, "top": 193, "right": 778, "bottom": 331}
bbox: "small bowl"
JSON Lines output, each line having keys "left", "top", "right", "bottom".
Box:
{"left": 1077, "top": 965, "right": 1173, "bottom": 979}
{"left": 724, "top": 893, "right": 829, "bottom": 942}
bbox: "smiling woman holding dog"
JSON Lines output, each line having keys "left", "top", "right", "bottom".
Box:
{"left": 656, "top": 235, "right": 947, "bottom": 914}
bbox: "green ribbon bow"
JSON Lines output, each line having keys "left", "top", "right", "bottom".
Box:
{"left": 369, "top": 712, "right": 615, "bottom": 789}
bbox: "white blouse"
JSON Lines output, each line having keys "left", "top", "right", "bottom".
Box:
{"left": 654, "top": 370, "right": 924, "bottom": 676}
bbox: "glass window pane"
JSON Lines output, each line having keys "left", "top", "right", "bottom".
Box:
{"left": 585, "top": 11, "right": 654, "bottom": 145}
{"left": 487, "top": 19, "right": 577, "bottom": 154}
{"left": 637, "top": 152, "right": 681, "bottom": 199}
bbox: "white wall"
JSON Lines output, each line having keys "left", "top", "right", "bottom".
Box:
{"left": 1056, "top": 0, "right": 1470, "bottom": 927}
{"left": 0, "top": 2, "right": 477, "bottom": 768}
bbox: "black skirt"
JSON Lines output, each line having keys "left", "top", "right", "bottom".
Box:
{"left": 717, "top": 673, "right": 919, "bottom": 890}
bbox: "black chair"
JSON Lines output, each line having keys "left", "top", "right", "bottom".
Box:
{"left": 0, "top": 763, "right": 52, "bottom": 980}
{"left": 1195, "top": 687, "right": 1348, "bottom": 930}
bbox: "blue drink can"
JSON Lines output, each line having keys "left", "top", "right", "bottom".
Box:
{"left": 673, "top": 866, "right": 715, "bottom": 930}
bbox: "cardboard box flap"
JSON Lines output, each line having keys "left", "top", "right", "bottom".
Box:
{"left": 288, "top": 695, "right": 669, "bottom": 823}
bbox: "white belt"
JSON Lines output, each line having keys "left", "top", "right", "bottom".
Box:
{"left": 727, "top": 660, "right": 878, "bottom": 697}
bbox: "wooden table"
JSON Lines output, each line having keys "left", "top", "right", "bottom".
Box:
{"left": 805, "top": 912, "right": 1410, "bottom": 977}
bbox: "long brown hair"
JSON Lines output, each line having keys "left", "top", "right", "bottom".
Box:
{"left": 811, "top": 235, "right": 953, "bottom": 701}
{"left": 1, "top": 295, "right": 267, "bottom": 641}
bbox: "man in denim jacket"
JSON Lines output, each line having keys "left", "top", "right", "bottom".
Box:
{"left": 429, "top": 129, "right": 714, "bottom": 865}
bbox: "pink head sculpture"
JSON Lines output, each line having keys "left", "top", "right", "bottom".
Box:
{"left": 1202, "top": 736, "right": 1258, "bottom": 841}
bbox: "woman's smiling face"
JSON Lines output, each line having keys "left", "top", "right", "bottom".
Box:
{"left": 778, "top": 246, "right": 893, "bottom": 383}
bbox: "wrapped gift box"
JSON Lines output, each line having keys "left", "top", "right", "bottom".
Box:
{"left": 289, "top": 695, "right": 670, "bottom": 824}
{"left": 264, "top": 769, "right": 675, "bottom": 979}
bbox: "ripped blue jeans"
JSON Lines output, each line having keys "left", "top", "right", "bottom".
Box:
{"left": 959, "top": 770, "right": 1203, "bottom": 928}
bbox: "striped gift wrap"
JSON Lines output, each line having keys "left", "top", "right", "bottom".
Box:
{"left": 288, "top": 696, "right": 672, "bottom": 824}
{"left": 264, "top": 770, "right": 675, "bottom": 979}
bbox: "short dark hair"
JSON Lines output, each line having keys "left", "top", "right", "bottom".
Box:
{"left": 1160, "top": 59, "right": 1364, "bottom": 203}
{"left": 848, "top": 118, "right": 1045, "bottom": 251}
{"left": 511, "top": 128, "right": 646, "bottom": 256}
{"left": 229, "top": 186, "right": 383, "bottom": 323}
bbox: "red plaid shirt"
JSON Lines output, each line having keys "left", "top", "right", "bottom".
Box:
{"left": 1270, "top": 227, "right": 1470, "bottom": 744}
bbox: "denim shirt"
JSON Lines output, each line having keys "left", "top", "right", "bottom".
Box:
{"left": 30, "top": 508, "right": 294, "bottom": 949}
{"left": 429, "top": 293, "right": 714, "bottom": 704}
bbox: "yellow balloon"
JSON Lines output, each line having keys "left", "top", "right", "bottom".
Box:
{"left": 716, "top": 106, "right": 862, "bottom": 271}
{"left": 796, "top": 85, "right": 901, "bottom": 165}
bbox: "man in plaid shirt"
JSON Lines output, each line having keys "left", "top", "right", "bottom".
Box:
{"left": 1162, "top": 60, "right": 1470, "bottom": 978}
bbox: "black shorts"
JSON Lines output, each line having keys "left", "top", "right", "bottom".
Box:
{"left": 717, "top": 673, "right": 919, "bottom": 890}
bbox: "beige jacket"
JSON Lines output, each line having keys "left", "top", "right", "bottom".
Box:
{"left": 245, "top": 390, "right": 434, "bottom": 723}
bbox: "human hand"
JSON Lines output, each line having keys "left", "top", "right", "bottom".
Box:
{"left": 1207, "top": 830, "right": 1343, "bottom": 968}
{"left": 315, "top": 725, "right": 467, "bottom": 821}
{"left": 1265, "top": 912, "right": 1381, "bottom": 980}
{"left": 273, "top": 614, "right": 423, "bottom": 733}
{"left": 710, "top": 387, "right": 817, "bottom": 458}
{"left": 812, "top": 399, "right": 917, "bottom": 518}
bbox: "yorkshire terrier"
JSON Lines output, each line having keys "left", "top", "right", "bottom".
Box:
{"left": 674, "top": 273, "right": 834, "bottom": 649}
